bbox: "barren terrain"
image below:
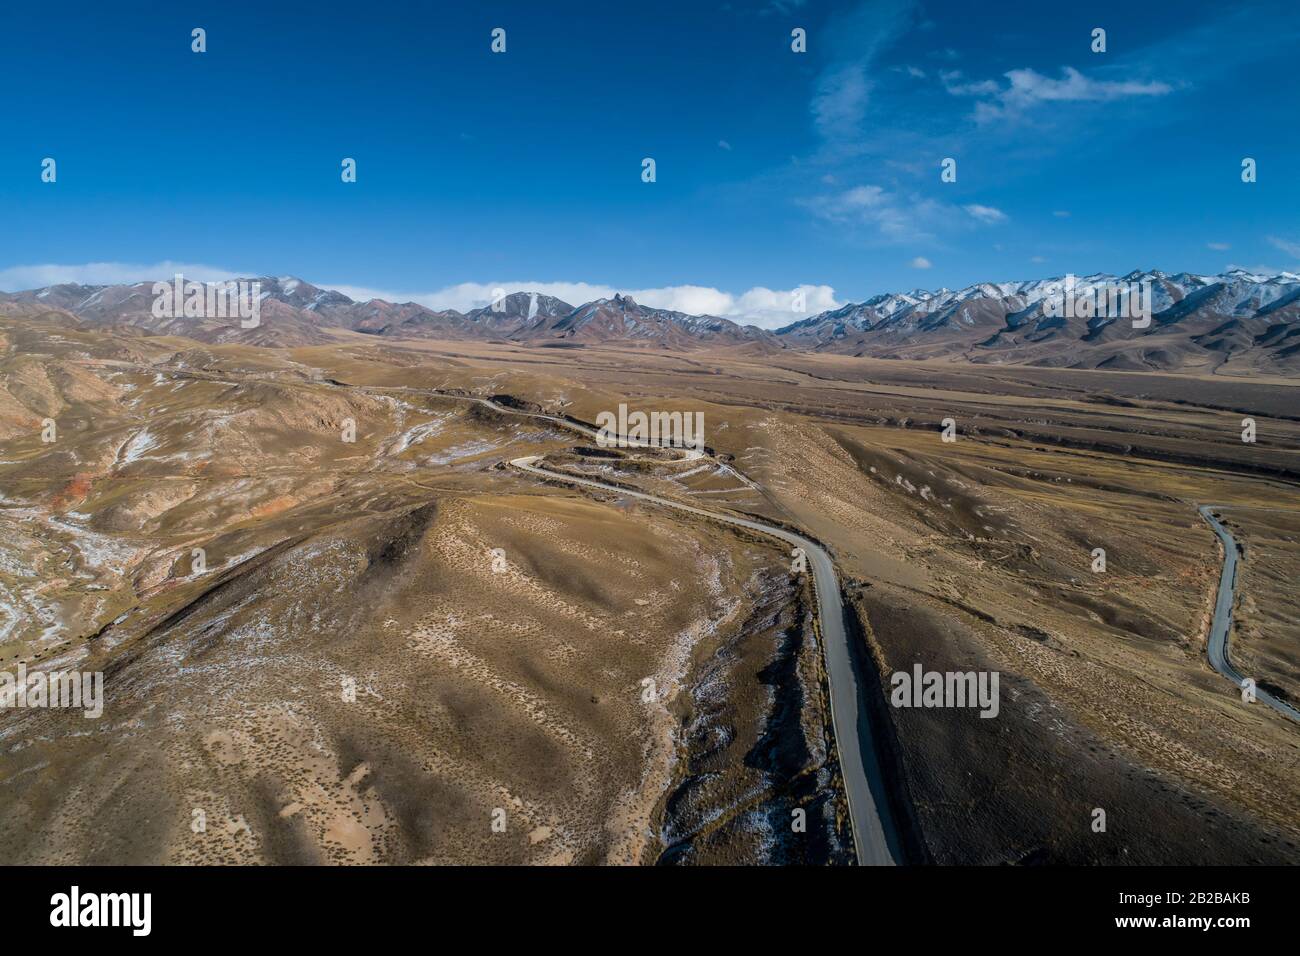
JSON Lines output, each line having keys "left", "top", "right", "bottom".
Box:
{"left": 1, "top": 313, "right": 1296, "bottom": 863}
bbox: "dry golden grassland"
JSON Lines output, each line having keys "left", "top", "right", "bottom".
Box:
{"left": 0, "top": 317, "right": 1296, "bottom": 863}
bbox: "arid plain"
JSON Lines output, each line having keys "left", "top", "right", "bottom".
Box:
{"left": 1, "top": 311, "right": 1297, "bottom": 864}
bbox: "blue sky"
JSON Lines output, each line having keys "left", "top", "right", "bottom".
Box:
{"left": 1, "top": 0, "right": 1297, "bottom": 325}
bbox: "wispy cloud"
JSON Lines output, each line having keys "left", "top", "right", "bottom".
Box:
{"left": 809, "top": 0, "right": 917, "bottom": 143}
{"left": 802, "top": 186, "right": 1006, "bottom": 242}
{"left": 962, "top": 204, "right": 1007, "bottom": 224}
{"left": 1207, "top": 242, "right": 1231, "bottom": 251}
{"left": 1266, "top": 236, "right": 1300, "bottom": 259}
{"left": 802, "top": 185, "right": 943, "bottom": 242}
{"left": 910, "top": 256, "right": 932, "bottom": 269}
{"left": 812, "top": 64, "right": 870, "bottom": 139}
{"left": 939, "top": 70, "right": 998, "bottom": 96}
{"left": 945, "top": 66, "right": 1174, "bottom": 123}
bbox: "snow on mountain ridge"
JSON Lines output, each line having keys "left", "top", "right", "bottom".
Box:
{"left": 7, "top": 270, "right": 1299, "bottom": 362}
{"left": 776, "top": 269, "right": 1300, "bottom": 337}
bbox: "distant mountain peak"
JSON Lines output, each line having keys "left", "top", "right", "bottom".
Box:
{"left": 4, "top": 268, "right": 1299, "bottom": 372}
{"left": 774, "top": 268, "right": 1300, "bottom": 374}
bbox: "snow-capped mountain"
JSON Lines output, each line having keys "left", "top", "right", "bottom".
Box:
{"left": 775, "top": 269, "right": 1300, "bottom": 373}
{"left": 0, "top": 279, "right": 780, "bottom": 351}
{"left": 4, "top": 269, "right": 1300, "bottom": 373}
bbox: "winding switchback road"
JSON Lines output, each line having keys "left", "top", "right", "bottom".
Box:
{"left": 1199, "top": 505, "right": 1300, "bottom": 724}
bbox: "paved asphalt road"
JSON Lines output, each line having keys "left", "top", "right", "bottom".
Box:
{"left": 1199, "top": 506, "right": 1300, "bottom": 724}
{"left": 347, "top": 385, "right": 905, "bottom": 861}
{"left": 510, "top": 453, "right": 905, "bottom": 864}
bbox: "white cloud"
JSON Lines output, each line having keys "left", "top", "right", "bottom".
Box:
{"left": 803, "top": 185, "right": 941, "bottom": 242}
{"left": 1053, "top": 210, "right": 1071, "bottom": 218}
{"left": 939, "top": 70, "right": 998, "bottom": 96}
{"left": 1029, "top": 255, "right": 1047, "bottom": 263}
{"left": 718, "top": 139, "right": 732, "bottom": 151}
{"left": 910, "top": 257, "right": 932, "bottom": 269}
{"left": 809, "top": 0, "right": 917, "bottom": 141}
{"left": 729, "top": 285, "right": 842, "bottom": 327}
{"left": 803, "top": 186, "right": 1006, "bottom": 242}
{"left": 0, "top": 260, "right": 240, "bottom": 290}
{"left": 1207, "top": 242, "right": 1231, "bottom": 251}
{"left": 812, "top": 64, "right": 870, "bottom": 138}
{"left": 1006, "top": 66, "right": 1171, "bottom": 102}
{"left": 962, "top": 203, "right": 1007, "bottom": 224}
{"left": 1266, "top": 236, "right": 1300, "bottom": 259}
{"left": 945, "top": 66, "right": 1173, "bottom": 123}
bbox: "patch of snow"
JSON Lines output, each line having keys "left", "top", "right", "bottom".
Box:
{"left": 118, "top": 429, "right": 161, "bottom": 465}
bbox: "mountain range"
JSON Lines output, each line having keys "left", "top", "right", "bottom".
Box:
{"left": 5, "top": 269, "right": 1300, "bottom": 374}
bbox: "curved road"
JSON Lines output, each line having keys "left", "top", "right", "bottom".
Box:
{"left": 366, "top": 386, "right": 904, "bottom": 862}
{"left": 509, "top": 453, "right": 904, "bottom": 865}
{"left": 1199, "top": 505, "right": 1300, "bottom": 724}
